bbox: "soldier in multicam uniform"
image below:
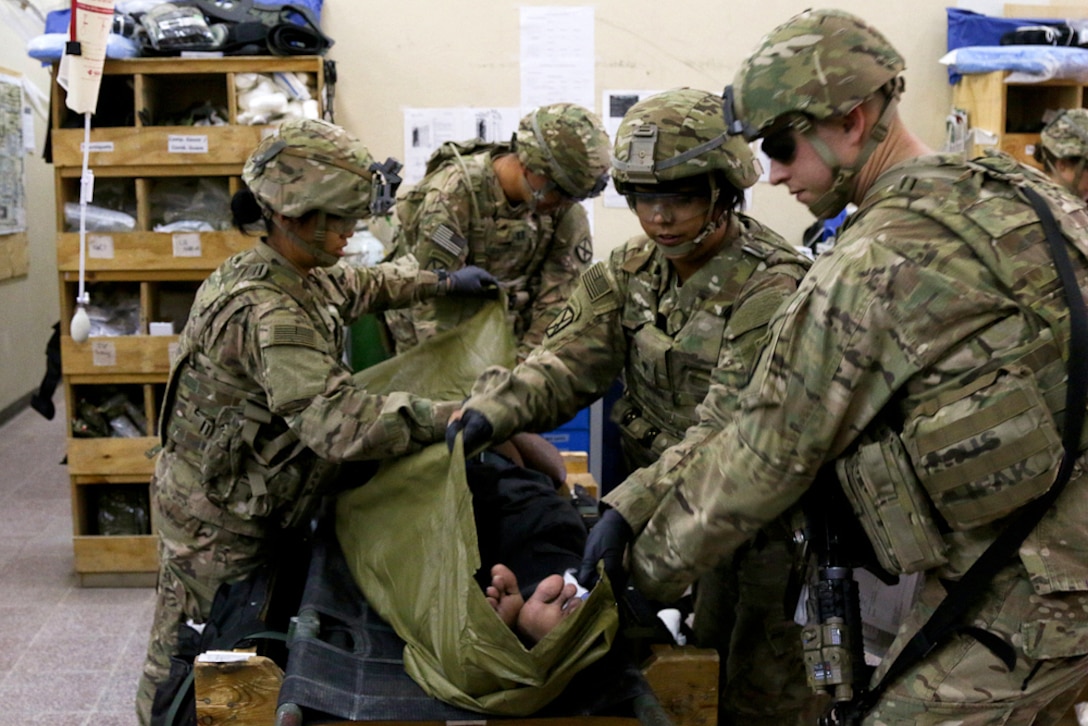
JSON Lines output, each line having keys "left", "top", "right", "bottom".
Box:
{"left": 383, "top": 102, "right": 610, "bottom": 363}
{"left": 599, "top": 8, "right": 1088, "bottom": 725}
{"left": 1035, "top": 108, "right": 1088, "bottom": 202}
{"left": 447, "top": 88, "right": 815, "bottom": 724}
{"left": 135, "top": 119, "right": 497, "bottom": 725}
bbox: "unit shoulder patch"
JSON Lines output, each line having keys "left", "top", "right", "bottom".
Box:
{"left": 574, "top": 237, "right": 593, "bottom": 264}
{"left": 545, "top": 306, "right": 576, "bottom": 338}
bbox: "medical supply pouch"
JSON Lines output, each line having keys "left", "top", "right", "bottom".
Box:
{"left": 835, "top": 426, "right": 948, "bottom": 574}
{"left": 903, "top": 366, "right": 1063, "bottom": 531}
{"left": 851, "top": 152, "right": 1085, "bottom": 534}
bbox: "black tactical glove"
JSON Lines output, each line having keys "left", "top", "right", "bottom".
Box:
{"left": 438, "top": 266, "right": 499, "bottom": 297}
{"left": 445, "top": 408, "right": 494, "bottom": 455}
{"left": 577, "top": 507, "right": 634, "bottom": 591}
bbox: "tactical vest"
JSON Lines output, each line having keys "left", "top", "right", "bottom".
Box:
{"left": 835, "top": 152, "right": 1088, "bottom": 574}
{"left": 161, "top": 250, "right": 340, "bottom": 528}
{"left": 611, "top": 222, "right": 797, "bottom": 470}
{"left": 391, "top": 141, "right": 559, "bottom": 333}
{"left": 394, "top": 140, "right": 501, "bottom": 270}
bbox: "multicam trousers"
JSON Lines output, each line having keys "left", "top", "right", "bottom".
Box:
{"left": 134, "top": 479, "right": 265, "bottom": 726}
{"left": 864, "top": 563, "right": 1088, "bottom": 726}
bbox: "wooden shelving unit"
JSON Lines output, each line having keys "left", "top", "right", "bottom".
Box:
{"left": 51, "top": 55, "right": 325, "bottom": 586}
{"left": 953, "top": 70, "right": 1087, "bottom": 169}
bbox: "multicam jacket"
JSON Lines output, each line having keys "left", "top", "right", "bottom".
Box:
{"left": 156, "top": 242, "right": 457, "bottom": 537}
{"left": 623, "top": 152, "right": 1088, "bottom": 636}
{"left": 462, "top": 215, "right": 810, "bottom": 473}
{"left": 383, "top": 141, "right": 594, "bottom": 361}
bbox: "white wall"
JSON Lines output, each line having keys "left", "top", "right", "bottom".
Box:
{"left": 0, "top": 24, "right": 58, "bottom": 414}
{"left": 0, "top": 0, "right": 1028, "bottom": 412}
{"left": 323, "top": 0, "right": 954, "bottom": 255}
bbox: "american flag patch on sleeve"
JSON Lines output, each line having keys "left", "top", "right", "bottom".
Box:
{"left": 268, "top": 324, "right": 319, "bottom": 348}
{"left": 582, "top": 262, "right": 611, "bottom": 303}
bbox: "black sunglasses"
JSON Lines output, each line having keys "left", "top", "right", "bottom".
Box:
{"left": 760, "top": 129, "right": 798, "bottom": 164}
{"left": 760, "top": 116, "right": 814, "bottom": 165}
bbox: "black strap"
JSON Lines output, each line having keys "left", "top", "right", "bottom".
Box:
{"left": 266, "top": 5, "right": 333, "bottom": 55}
{"left": 845, "top": 185, "right": 1088, "bottom": 722}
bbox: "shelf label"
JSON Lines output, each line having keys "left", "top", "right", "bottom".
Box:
{"left": 172, "top": 233, "right": 203, "bottom": 258}
{"left": 168, "top": 134, "right": 210, "bottom": 154}
{"left": 91, "top": 341, "right": 117, "bottom": 367}
{"left": 80, "top": 141, "right": 115, "bottom": 153}
{"left": 87, "top": 234, "right": 115, "bottom": 259}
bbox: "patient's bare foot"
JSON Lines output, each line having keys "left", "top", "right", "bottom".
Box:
{"left": 486, "top": 564, "right": 524, "bottom": 628}
{"left": 516, "top": 574, "right": 583, "bottom": 644}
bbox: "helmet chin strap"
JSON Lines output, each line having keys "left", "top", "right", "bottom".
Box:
{"left": 272, "top": 210, "right": 339, "bottom": 268}
{"left": 519, "top": 169, "right": 555, "bottom": 214}
{"left": 803, "top": 93, "right": 900, "bottom": 220}
{"left": 1068, "top": 158, "right": 1087, "bottom": 200}
{"left": 651, "top": 177, "right": 723, "bottom": 258}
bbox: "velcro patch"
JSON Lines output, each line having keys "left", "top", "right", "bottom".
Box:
{"left": 575, "top": 238, "right": 593, "bottom": 264}
{"left": 431, "top": 224, "right": 467, "bottom": 257}
{"left": 268, "top": 324, "right": 320, "bottom": 349}
{"left": 243, "top": 262, "right": 269, "bottom": 280}
{"left": 546, "top": 306, "right": 576, "bottom": 338}
{"left": 582, "top": 262, "right": 611, "bottom": 303}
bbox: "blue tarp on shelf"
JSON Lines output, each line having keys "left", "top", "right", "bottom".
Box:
{"left": 945, "top": 8, "right": 1070, "bottom": 83}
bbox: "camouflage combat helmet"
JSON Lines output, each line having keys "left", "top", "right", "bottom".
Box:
{"left": 724, "top": 8, "right": 905, "bottom": 141}
{"left": 242, "top": 118, "right": 403, "bottom": 266}
{"left": 1040, "top": 109, "right": 1088, "bottom": 160}
{"left": 722, "top": 9, "right": 905, "bottom": 219}
{"left": 243, "top": 118, "right": 401, "bottom": 220}
{"left": 515, "top": 103, "right": 611, "bottom": 200}
{"left": 611, "top": 87, "right": 760, "bottom": 195}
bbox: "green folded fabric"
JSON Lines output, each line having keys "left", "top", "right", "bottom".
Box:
{"left": 337, "top": 300, "right": 618, "bottom": 715}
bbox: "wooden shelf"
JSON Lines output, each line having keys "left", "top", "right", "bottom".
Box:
{"left": 60, "top": 335, "right": 176, "bottom": 376}
{"left": 73, "top": 534, "right": 158, "bottom": 574}
{"left": 67, "top": 437, "right": 159, "bottom": 477}
{"left": 56, "top": 230, "right": 251, "bottom": 273}
{"left": 52, "top": 56, "right": 326, "bottom": 584}
{"left": 953, "top": 70, "right": 1087, "bottom": 168}
{"left": 51, "top": 124, "right": 274, "bottom": 168}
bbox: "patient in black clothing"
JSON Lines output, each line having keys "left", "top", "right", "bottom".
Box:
{"left": 469, "top": 433, "right": 590, "bottom": 645}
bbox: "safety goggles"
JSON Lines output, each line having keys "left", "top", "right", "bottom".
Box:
{"left": 628, "top": 192, "right": 711, "bottom": 224}
{"left": 324, "top": 215, "right": 361, "bottom": 236}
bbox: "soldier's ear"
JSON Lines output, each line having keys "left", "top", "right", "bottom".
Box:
{"left": 837, "top": 104, "right": 871, "bottom": 150}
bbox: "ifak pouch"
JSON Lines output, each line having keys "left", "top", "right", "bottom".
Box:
{"left": 903, "top": 366, "right": 1062, "bottom": 531}
{"left": 836, "top": 426, "right": 948, "bottom": 575}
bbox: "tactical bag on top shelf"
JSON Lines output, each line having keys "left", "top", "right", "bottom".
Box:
{"left": 136, "top": 0, "right": 333, "bottom": 57}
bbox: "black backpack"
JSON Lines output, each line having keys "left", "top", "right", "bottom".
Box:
{"left": 150, "top": 544, "right": 309, "bottom": 726}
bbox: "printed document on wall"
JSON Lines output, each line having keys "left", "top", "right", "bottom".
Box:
{"left": 401, "top": 107, "right": 520, "bottom": 186}
{"left": 520, "top": 6, "right": 594, "bottom": 110}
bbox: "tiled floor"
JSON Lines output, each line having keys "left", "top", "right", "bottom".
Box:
{"left": 0, "top": 396, "right": 154, "bottom": 725}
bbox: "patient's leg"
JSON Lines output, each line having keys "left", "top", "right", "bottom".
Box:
{"left": 517, "top": 573, "right": 583, "bottom": 644}
{"left": 486, "top": 563, "right": 524, "bottom": 628}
